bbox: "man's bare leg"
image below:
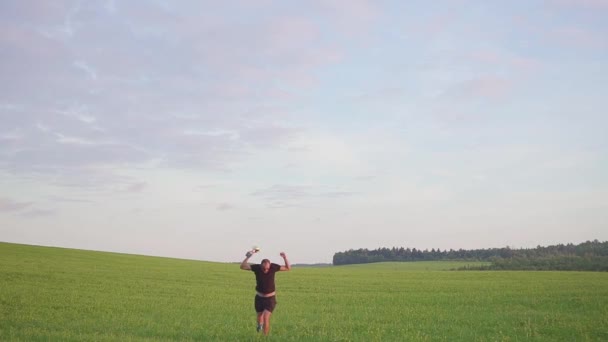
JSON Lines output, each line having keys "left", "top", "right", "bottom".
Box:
{"left": 262, "top": 310, "right": 272, "bottom": 335}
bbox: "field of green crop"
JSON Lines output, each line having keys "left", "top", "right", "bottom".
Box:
{"left": 1, "top": 242, "right": 607, "bottom": 341}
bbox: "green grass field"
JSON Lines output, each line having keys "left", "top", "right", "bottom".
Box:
{"left": 1, "top": 242, "right": 607, "bottom": 341}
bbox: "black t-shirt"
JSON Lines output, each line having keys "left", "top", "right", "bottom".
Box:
{"left": 250, "top": 263, "right": 281, "bottom": 294}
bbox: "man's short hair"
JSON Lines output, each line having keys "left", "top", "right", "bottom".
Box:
{"left": 261, "top": 259, "right": 270, "bottom": 265}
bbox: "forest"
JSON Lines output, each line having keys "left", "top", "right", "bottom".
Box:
{"left": 332, "top": 240, "right": 608, "bottom": 271}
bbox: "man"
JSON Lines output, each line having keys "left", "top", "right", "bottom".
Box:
{"left": 240, "top": 249, "right": 291, "bottom": 336}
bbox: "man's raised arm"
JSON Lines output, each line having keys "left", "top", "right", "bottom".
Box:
{"left": 240, "top": 250, "right": 256, "bottom": 270}
{"left": 279, "top": 252, "right": 291, "bottom": 271}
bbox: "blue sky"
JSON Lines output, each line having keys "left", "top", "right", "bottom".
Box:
{"left": 1, "top": 0, "right": 607, "bottom": 263}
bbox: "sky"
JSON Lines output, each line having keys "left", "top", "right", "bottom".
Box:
{"left": 1, "top": 0, "right": 607, "bottom": 264}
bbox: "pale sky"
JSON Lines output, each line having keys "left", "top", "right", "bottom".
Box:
{"left": 1, "top": 1, "right": 607, "bottom": 264}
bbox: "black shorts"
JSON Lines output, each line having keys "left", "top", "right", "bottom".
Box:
{"left": 254, "top": 295, "right": 277, "bottom": 313}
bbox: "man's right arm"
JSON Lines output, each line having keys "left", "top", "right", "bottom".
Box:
{"left": 240, "top": 250, "right": 255, "bottom": 270}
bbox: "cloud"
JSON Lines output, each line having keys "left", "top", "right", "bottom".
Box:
{"left": 1, "top": 1, "right": 360, "bottom": 189}
{"left": 412, "top": 13, "right": 454, "bottom": 36}
{"left": 20, "top": 209, "right": 55, "bottom": 218}
{"left": 0, "top": 23, "right": 71, "bottom": 96}
{"left": 251, "top": 184, "right": 357, "bottom": 207}
{"left": 0, "top": 197, "right": 54, "bottom": 219}
{"left": 350, "top": 87, "right": 406, "bottom": 104}
{"left": 239, "top": 124, "right": 302, "bottom": 148}
{"left": 549, "top": 26, "right": 607, "bottom": 49}
{"left": 469, "top": 51, "right": 543, "bottom": 73}
{"left": 251, "top": 184, "right": 314, "bottom": 202}
{"left": 355, "top": 175, "right": 375, "bottom": 181}
{"left": 317, "top": 0, "right": 380, "bottom": 35}
{"left": 286, "top": 133, "right": 359, "bottom": 169}
{"left": 463, "top": 77, "right": 512, "bottom": 99}
{"left": 104, "top": 0, "right": 117, "bottom": 14}
{"left": 553, "top": 0, "right": 608, "bottom": 10}
{"left": 5, "top": 139, "right": 149, "bottom": 171}
{"left": 0, "top": 197, "right": 33, "bottom": 212}
{"left": 73, "top": 60, "right": 98, "bottom": 80}
{"left": 444, "top": 76, "right": 513, "bottom": 100}
{"left": 510, "top": 56, "right": 543, "bottom": 71}
{"left": 123, "top": 182, "right": 147, "bottom": 193}
{"left": 48, "top": 196, "right": 95, "bottom": 203}
{"left": 266, "top": 16, "right": 319, "bottom": 53}
{"left": 193, "top": 184, "right": 220, "bottom": 192}
{"left": 0, "top": 2, "right": 74, "bottom": 27}
{"left": 217, "top": 203, "right": 235, "bottom": 211}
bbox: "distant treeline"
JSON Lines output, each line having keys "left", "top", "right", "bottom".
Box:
{"left": 333, "top": 240, "right": 608, "bottom": 271}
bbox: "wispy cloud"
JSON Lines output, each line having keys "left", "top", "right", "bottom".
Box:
{"left": 20, "top": 208, "right": 55, "bottom": 218}
{"left": 553, "top": 0, "right": 608, "bottom": 10}
{"left": 73, "top": 60, "right": 98, "bottom": 80}
{"left": 412, "top": 13, "right": 454, "bottom": 36}
{"left": 0, "top": 197, "right": 33, "bottom": 212}
{"left": 122, "top": 182, "right": 147, "bottom": 193}
{"left": 441, "top": 76, "right": 513, "bottom": 100}
{"left": 469, "top": 51, "right": 543, "bottom": 73}
{"left": 217, "top": 203, "right": 235, "bottom": 211}
{"left": 104, "top": 0, "right": 117, "bottom": 14}
{"left": 251, "top": 184, "right": 314, "bottom": 202}
{"left": 549, "top": 26, "right": 607, "bottom": 49}
{"left": 48, "top": 196, "right": 95, "bottom": 203}
{"left": 318, "top": 0, "right": 380, "bottom": 35}
{"left": 251, "top": 184, "right": 357, "bottom": 208}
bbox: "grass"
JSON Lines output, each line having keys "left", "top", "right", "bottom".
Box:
{"left": 1, "top": 242, "right": 607, "bottom": 341}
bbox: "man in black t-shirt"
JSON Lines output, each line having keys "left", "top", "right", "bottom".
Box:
{"left": 240, "top": 249, "right": 291, "bottom": 336}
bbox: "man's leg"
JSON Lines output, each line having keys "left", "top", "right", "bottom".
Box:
{"left": 256, "top": 312, "right": 264, "bottom": 332}
{"left": 262, "top": 310, "right": 272, "bottom": 335}
{"left": 255, "top": 295, "right": 264, "bottom": 332}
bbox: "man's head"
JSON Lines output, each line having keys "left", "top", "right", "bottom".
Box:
{"left": 261, "top": 259, "right": 271, "bottom": 273}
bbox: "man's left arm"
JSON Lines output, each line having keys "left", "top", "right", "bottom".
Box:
{"left": 279, "top": 252, "right": 291, "bottom": 271}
